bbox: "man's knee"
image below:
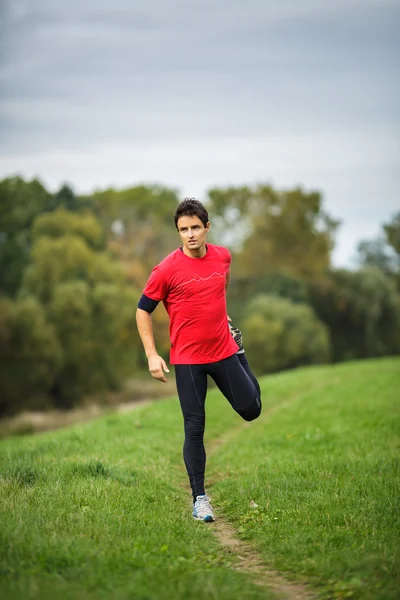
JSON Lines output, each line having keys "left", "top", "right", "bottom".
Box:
{"left": 184, "top": 413, "right": 205, "bottom": 437}
{"left": 236, "top": 396, "right": 262, "bottom": 422}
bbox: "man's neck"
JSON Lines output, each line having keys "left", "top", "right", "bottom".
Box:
{"left": 181, "top": 244, "right": 207, "bottom": 259}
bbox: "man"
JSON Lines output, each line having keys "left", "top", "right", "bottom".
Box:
{"left": 136, "top": 198, "right": 262, "bottom": 522}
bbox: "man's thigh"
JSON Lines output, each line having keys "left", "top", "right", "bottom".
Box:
{"left": 174, "top": 364, "right": 208, "bottom": 416}
{"left": 208, "top": 354, "right": 258, "bottom": 411}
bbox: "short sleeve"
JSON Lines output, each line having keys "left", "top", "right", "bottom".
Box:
{"left": 143, "top": 265, "right": 168, "bottom": 301}
{"left": 224, "top": 246, "right": 232, "bottom": 266}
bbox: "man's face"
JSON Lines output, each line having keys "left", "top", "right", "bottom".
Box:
{"left": 177, "top": 215, "right": 210, "bottom": 254}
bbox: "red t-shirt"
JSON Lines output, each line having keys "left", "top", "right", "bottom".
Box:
{"left": 143, "top": 244, "right": 239, "bottom": 364}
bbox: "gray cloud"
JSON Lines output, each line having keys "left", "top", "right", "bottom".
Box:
{"left": 0, "top": 0, "right": 399, "bottom": 265}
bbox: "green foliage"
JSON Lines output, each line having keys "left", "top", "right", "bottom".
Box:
{"left": 241, "top": 294, "right": 330, "bottom": 374}
{"left": 23, "top": 235, "right": 124, "bottom": 303}
{"left": 208, "top": 184, "right": 340, "bottom": 279}
{"left": 23, "top": 254, "right": 139, "bottom": 408}
{"left": 308, "top": 267, "right": 400, "bottom": 361}
{"left": 90, "top": 184, "right": 179, "bottom": 224}
{"left": 0, "top": 177, "right": 142, "bottom": 413}
{"left": 0, "top": 176, "right": 51, "bottom": 296}
{"left": 88, "top": 185, "right": 180, "bottom": 282}
{"left": 0, "top": 176, "right": 51, "bottom": 234}
{"left": 87, "top": 250, "right": 125, "bottom": 285}
{"left": 0, "top": 296, "right": 62, "bottom": 416}
{"left": 227, "top": 272, "right": 308, "bottom": 324}
{"left": 32, "top": 208, "right": 103, "bottom": 248}
{"left": 90, "top": 283, "right": 141, "bottom": 381}
{"left": 47, "top": 281, "right": 98, "bottom": 407}
{"left": 383, "top": 211, "right": 400, "bottom": 256}
{"left": 0, "top": 179, "right": 95, "bottom": 297}
{"left": 383, "top": 211, "right": 400, "bottom": 291}
{"left": 357, "top": 213, "right": 400, "bottom": 294}
{"left": 356, "top": 238, "right": 396, "bottom": 273}
{"left": 1, "top": 173, "right": 398, "bottom": 418}
{"left": 0, "top": 233, "right": 30, "bottom": 297}
{"left": 47, "top": 281, "right": 140, "bottom": 408}
{"left": 44, "top": 183, "right": 94, "bottom": 213}
{"left": 255, "top": 272, "right": 309, "bottom": 303}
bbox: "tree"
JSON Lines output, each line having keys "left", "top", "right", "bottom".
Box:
{"left": 0, "top": 176, "right": 51, "bottom": 296}
{"left": 241, "top": 294, "right": 330, "bottom": 374}
{"left": 384, "top": 212, "right": 400, "bottom": 256}
{"left": 23, "top": 234, "right": 124, "bottom": 304}
{"left": 356, "top": 238, "right": 395, "bottom": 274}
{"left": 356, "top": 213, "right": 400, "bottom": 290}
{"left": 0, "top": 176, "right": 51, "bottom": 234}
{"left": 47, "top": 281, "right": 140, "bottom": 408}
{"left": 88, "top": 185, "right": 180, "bottom": 287}
{"left": 0, "top": 296, "right": 62, "bottom": 416}
{"left": 383, "top": 212, "right": 400, "bottom": 291}
{"left": 308, "top": 268, "right": 400, "bottom": 361}
{"left": 207, "top": 184, "right": 340, "bottom": 280}
{"left": 18, "top": 207, "right": 142, "bottom": 409}
{"left": 0, "top": 177, "right": 98, "bottom": 298}
{"left": 46, "top": 183, "right": 93, "bottom": 213}
{"left": 227, "top": 272, "right": 309, "bottom": 325}
{"left": 32, "top": 208, "right": 104, "bottom": 249}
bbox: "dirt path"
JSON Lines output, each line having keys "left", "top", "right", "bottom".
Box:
{"left": 211, "top": 518, "right": 314, "bottom": 600}
{"left": 200, "top": 386, "right": 336, "bottom": 599}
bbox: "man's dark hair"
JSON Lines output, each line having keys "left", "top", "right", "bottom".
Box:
{"left": 174, "top": 197, "right": 209, "bottom": 229}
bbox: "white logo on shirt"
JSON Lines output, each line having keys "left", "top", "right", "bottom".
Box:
{"left": 175, "top": 272, "right": 225, "bottom": 289}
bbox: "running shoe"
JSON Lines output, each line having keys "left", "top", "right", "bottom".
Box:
{"left": 192, "top": 495, "right": 215, "bottom": 522}
{"left": 229, "top": 323, "right": 244, "bottom": 353}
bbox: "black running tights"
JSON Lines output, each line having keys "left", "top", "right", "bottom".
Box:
{"left": 174, "top": 353, "right": 262, "bottom": 501}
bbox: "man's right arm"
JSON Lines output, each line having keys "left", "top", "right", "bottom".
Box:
{"left": 136, "top": 308, "right": 170, "bottom": 383}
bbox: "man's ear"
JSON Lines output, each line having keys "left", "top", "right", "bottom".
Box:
{"left": 205, "top": 221, "right": 210, "bottom": 231}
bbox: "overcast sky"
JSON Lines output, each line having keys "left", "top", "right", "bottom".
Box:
{"left": 1, "top": 0, "right": 399, "bottom": 265}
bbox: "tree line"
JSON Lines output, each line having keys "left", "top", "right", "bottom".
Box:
{"left": 0, "top": 176, "right": 399, "bottom": 417}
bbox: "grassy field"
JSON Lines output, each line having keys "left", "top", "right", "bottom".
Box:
{"left": 0, "top": 357, "right": 399, "bottom": 599}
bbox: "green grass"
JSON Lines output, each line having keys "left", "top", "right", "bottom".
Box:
{"left": 207, "top": 357, "right": 400, "bottom": 599}
{"left": 1, "top": 357, "right": 399, "bottom": 599}
{"left": 0, "top": 386, "right": 272, "bottom": 600}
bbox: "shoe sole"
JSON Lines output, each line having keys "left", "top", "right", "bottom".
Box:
{"left": 192, "top": 515, "right": 215, "bottom": 522}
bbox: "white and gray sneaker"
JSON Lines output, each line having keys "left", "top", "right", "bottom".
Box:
{"left": 192, "top": 495, "right": 215, "bottom": 522}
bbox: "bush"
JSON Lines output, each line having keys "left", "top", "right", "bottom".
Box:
{"left": 46, "top": 281, "right": 140, "bottom": 408}
{"left": 0, "top": 296, "right": 62, "bottom": 416}
{"left": 308, "top": 268, "right": 400, "bottom": 361}
{"left": 227, "top": 272, "right": 309, "bottom": 324}
{"left": 242, "top": 294, "right": 331, "bottom": 374}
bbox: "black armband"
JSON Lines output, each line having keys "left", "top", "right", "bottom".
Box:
{"left": 137, "top": 294, "right": 160, "bottom": 313}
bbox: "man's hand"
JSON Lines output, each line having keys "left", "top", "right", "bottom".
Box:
{"left": 148, "top": 354, "right": 170, "bottom": 383}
